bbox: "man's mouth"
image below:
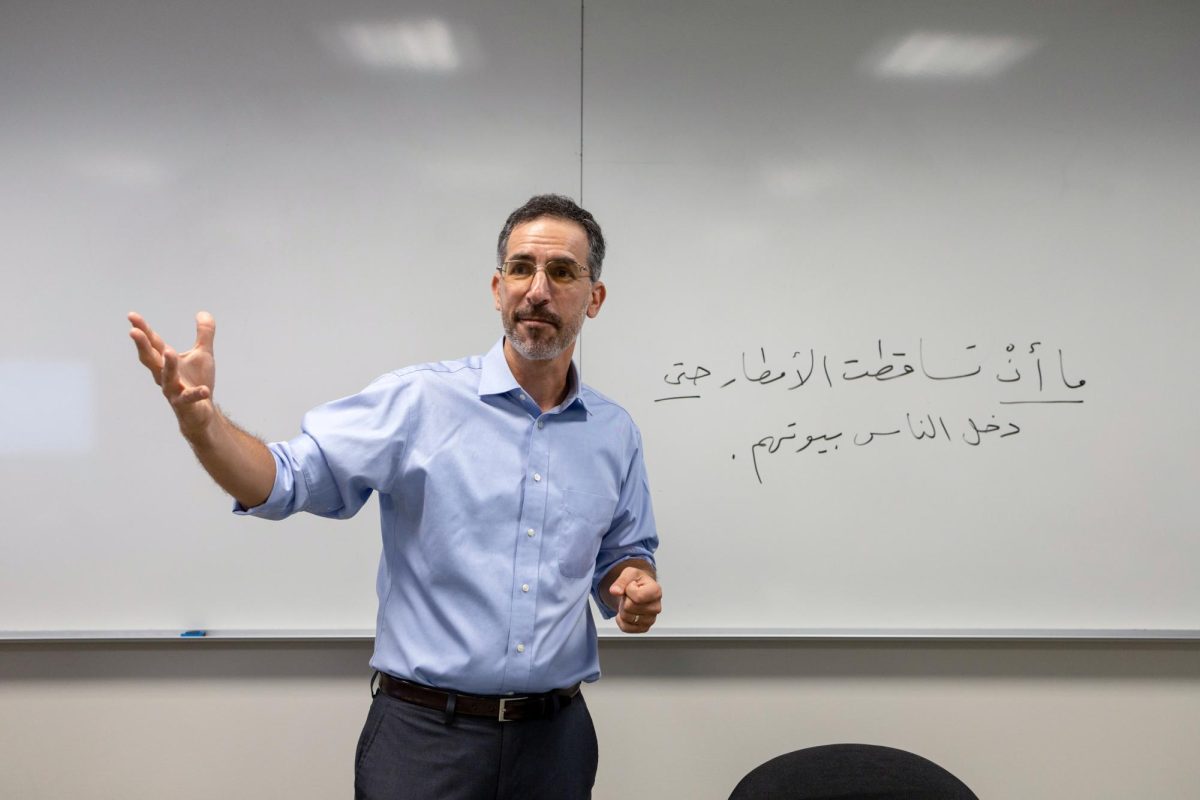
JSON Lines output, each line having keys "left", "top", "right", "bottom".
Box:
{"left": 518, "top": 316, "right": 558, "bottom": 328}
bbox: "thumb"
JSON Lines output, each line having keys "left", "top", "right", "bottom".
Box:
{"left": 610, "top": 573, "right": 637, "bottom": 599}
{"left": 194, "top": 311, "right": 216, "bottom": 352}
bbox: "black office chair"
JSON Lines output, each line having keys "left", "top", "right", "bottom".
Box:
{"left": 728, "top": 743, "right": 979, "bottom": 800}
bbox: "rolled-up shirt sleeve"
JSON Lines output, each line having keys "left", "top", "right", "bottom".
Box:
{"left": 234, "top": 373, "right": 406, "bottom": 521}
{"left": 591, "top": 427, "right": 659, "bottom": 618}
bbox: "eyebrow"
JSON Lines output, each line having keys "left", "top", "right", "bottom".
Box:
{"left": 506, "top": 253, "right": 581, "bottom": 265}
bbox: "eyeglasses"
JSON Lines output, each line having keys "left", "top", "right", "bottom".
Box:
{"left": 498, "top": 259, "right": 591, "bottom": 286}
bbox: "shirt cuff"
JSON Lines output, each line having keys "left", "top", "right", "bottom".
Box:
{"left": 231, "top": 443, "right": 292, "bottom": 520}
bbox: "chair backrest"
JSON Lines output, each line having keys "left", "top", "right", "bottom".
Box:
{"left": 728, "top": 743, "right": 979, "bottom": 800}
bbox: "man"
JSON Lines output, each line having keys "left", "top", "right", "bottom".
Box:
{"left": 128, "top": 194, "right": 662, "bottom": 799}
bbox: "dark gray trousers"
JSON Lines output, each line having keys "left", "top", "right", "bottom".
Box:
{"left": 354, "top": 687, "right": 599, "bottom": 800}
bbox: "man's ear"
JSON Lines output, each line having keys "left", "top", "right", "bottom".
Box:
{"left": 587, "top": 281, "right": 606, "bottom": 318}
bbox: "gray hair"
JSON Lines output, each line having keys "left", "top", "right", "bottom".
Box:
{"left": 496, "top": 194, "right": 606, "bottom": 281}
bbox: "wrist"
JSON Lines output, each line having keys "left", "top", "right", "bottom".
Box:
{"left": 179, "top": 406, "right": 220, "bottom": 447}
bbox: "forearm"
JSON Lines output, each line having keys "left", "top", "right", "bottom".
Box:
{"left": 182, "top": 409, "right": 276, "bottom": 509}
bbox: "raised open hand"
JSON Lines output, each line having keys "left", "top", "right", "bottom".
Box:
{"left": 128, "top": 311, "right": 217, "bottom": 436}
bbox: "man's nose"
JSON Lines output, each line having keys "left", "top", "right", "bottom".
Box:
{"left": 524, "top": 269, "right": 552, "bottom": 303}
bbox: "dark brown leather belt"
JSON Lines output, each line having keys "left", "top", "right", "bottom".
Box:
{"left": 376, "top": 673, "right": 581, "bottom": 722}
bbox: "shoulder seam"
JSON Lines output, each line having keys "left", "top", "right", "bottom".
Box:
{"left": 385, "top": 359, "right": 481, "bottom": 381}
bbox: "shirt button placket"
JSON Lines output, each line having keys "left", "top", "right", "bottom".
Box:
{"left": 508, "top": 409, "right": 549, "bottom": 691}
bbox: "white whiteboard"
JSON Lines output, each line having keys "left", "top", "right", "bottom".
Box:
{"left": 2, "top": 0, "right": 1198, "bottom": 636}
{"left": 0, "top": 0, "right": 582, "bottom": 634}
{"left": 581, "top": 0, "right": 1200, "bottom": 632}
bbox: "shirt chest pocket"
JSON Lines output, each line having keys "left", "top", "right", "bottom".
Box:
{"left": 556, "top": 488, "right": 618, "bottom": 579}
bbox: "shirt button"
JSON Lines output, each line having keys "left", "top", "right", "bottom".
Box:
{"left": 527, "top": 528, "right": 535, "bottom": 537}
{"left": 516, "top": 643, "right": 525, "bottom": 653}
{"left": 537, "top": 420, "right": 544, "bottom": 429}
{"left": 521, "top": 584, "right": 530, "bottom": 593}
{"left": 533, "top": 473, "right": 541, "bottom": 482}
{"left": 519, "top": 393, "right": 526, "bottom": 401}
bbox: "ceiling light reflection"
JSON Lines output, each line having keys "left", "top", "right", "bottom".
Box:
{"left": 322, "top": 18, "right": 465, "bottom": 73}
{"left": 867, "top": 31, "right": 1041, "bottom": 80}
{"left": 761, "top": 161, "right": 845, "bottom": 199}
{"left": 72, "top": 154, "right": 170, "bottom": 188}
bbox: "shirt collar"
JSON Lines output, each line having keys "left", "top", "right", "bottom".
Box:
{"left": 478, "top": 337, "right": 589, "bottom": 413}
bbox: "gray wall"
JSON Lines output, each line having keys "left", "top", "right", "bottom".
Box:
{"left": 3, "top": 640, "right": 1199, "bottom": 798}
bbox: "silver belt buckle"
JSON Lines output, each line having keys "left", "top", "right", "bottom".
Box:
{"left": 497, "top": 696, "right": 526, "bottom": 722}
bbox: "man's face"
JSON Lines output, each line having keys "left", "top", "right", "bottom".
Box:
{"left": 492, "top": 216, "right": 606, "bottom": 362}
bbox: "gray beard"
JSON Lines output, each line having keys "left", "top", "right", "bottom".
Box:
{"left": 504, "top": 321, "right": 570, "bottom": 361}
{"left": 507, "top": 333, "right": 567, "bottom": 361}
{"left": 503, "top": 309, "right": 585, "bottom": 361}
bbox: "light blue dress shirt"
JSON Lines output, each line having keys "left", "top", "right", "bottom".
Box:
{"left": 236, "top": 339, "right": 658, "bottom": 695}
